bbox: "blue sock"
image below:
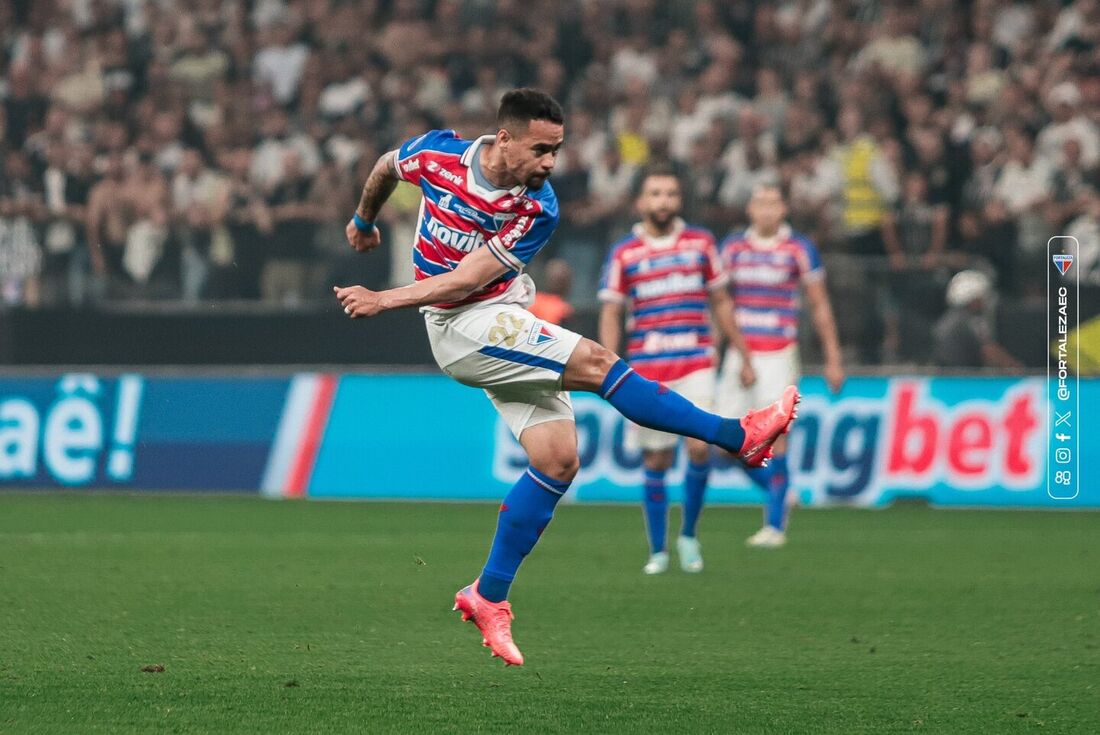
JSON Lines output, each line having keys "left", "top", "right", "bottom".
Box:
{"left": 600, "top": 360, "right": 746, "bottom": 452}
{"left": 642, "top": 468, "right": 668, "bottom": 553}
{"left": 681, "top": 460, "right": 710, "bottom": 538}
{"left": 479, "top": 466, "right": 570, "bottom": 602}
{"left": 748, "top": 454, "right": 789, "bottom": 531}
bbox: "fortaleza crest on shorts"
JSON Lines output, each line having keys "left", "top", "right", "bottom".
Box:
{"left": 1052, "top": 253, "right": 1074, "bottom": 276}
{"left": 528, "top": 322, "right": 557, "bottom": 346}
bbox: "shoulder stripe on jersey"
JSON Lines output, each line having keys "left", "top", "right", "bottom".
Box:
{"left": 487, "top": 236, "right": 523, "bottom": 272}
{"left": 486, "top": 243, "right": 514, "bottom": 270}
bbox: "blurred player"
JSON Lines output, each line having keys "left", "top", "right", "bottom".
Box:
{"left": 529, "top": 258, "right": 574, "bottom": 325}
{"left": 598, "top": 166, "right": 756, "bottom": 574}
{"left": 335, "top": 90, "right": 800, "bottom": 666}
{"left": 719, "top": 184, "right": 843, "bottom": 548}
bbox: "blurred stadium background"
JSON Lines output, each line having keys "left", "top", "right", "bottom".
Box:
{"left": 1, "top": 1, "right": 1098, "bottom": 732}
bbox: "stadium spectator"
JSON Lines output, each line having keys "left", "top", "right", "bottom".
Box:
{"left": 2, "top": 65, "right": 47, "bottom": 149}
{"left": 40, "top": 142, "right": 95, "bottom": 305}
{"left": 262, "top": 149, "right": 320, "bottom": 304}
{"left": 1038, "top": 82, "right": 1100, "bottom": 169}
{"left": 882, "top": 171, "right": 950, "bottom": 361}
{"left": 223, "top": 146, "right": 273, "bottom": 299}
{"left": 85, "top": 153, "right": 130, "bottom": 298}
{"left": 253, "top": 21, "right": 310, "bottom": 108}
{"left": 995, "top": 124, "right": 1054, "bottom": 294}
{"left": 831, "top": 105, "right": 898, "bottom": 257}
{"left": 172, "top": 147, "right": 230, "bottom": 301}
{"left": 0, "top": 149, "right": 44, "bottom": 305}
{"left": 120, "top": 152, "right": 172, "bottom": 295}
{"left": 933, "top": 270, "right": 1022, "bottom": 369}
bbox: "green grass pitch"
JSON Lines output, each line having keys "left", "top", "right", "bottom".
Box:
{"left": 0, "top": 493, "right": 1097, "bottom": 734}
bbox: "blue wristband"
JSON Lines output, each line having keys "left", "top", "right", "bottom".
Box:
{"left": 352, "top": 212, "right": 376, "bottom": 233}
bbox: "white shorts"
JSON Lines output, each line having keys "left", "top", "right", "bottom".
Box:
{"left": 627, "top": 367, "right": 716, "bottom": 452}
{"left": 424, "top": 284, "right": 583, "bottom": 439}
{"left": 716, "top": 345, "right": 800, "bottom": 417}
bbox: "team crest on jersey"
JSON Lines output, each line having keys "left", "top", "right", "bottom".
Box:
{"left": 493, "top": 212, "right": 517, "bottom": 228}
{"left": 527, "top": 322, "right": 557, "bottom": 346}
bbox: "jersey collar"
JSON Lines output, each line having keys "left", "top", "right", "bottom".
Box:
{"left": 461, "top": 135, "right": 526, "bottom": 201}
{"left": 632, "top": 217, "right": 685, "bottom": 249}
{"left": 746, "top": 223, "right": 791, "bottom": 250}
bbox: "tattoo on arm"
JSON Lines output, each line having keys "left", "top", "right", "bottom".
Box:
{"left": 356, "top": 152, "right": 400, "bottom": 221}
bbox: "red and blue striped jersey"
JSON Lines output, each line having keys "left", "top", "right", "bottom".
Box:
{"left": 599, "top": 219, "right": 727, "bottom": 382}
{"left": 719, "top": 224, "right": 823, "bottom": 352}
{"left": 393, "top": 129, "right": 559, "bottom": 310}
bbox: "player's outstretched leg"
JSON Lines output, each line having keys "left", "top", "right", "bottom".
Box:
{"left": 641, "top": 466, "right": 669, "bottom": 574}
{"left": 454, "top": 420, "right": 578, "bottom": 666}
{"left": 746, "top": 450, "right": 790, "bottom": 548}
{"left": 677, "top": 440, "right": 711, "bottom": 572}
{"left": 564, "top": 340, "right": 799, "bottom": 466}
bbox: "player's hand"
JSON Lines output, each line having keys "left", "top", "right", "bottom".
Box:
{"left": 739, "top": 359, "right": 757, "bottom": 388}
{"left": 334, "top": 285, "right": 384, "bottom": 318}
{"left": 346, "top": 219, "right": 381, "bottom": 253}
{"left": 825, "top": 360, "right": 845, "bottom": 394}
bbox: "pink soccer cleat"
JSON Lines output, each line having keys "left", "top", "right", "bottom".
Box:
{"left": 738, "top": 385, "right": 800, "bottom": 468}
{"left": 453, "top": 580, "right": 524, "bottom": 666}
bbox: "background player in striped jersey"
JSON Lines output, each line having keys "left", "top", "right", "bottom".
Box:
{"left": 719, "top": 184, "right": 844, "bottom": 548}
{"left": 599, "top": 166, "right": 756, "bottom": 575}
{"left": 335, "top": 90, "right": 799, "bottom": 666}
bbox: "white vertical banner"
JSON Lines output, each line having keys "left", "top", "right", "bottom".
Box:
{"left": 1047, "top": 236, "right": 1079, "bottom": 501}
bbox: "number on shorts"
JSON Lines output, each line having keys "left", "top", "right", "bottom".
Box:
{"left": 488, "top": 313, "right": 526, "bottom": 347}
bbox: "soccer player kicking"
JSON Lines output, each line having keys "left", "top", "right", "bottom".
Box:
{"left": 598, "top": 166, "right": 757, "bottom": 575}
{"left": 718, "top": 185, "right": 844, "bottom": 548}
{"left": 335, "top": 90, "right": 799, "bottom": 666}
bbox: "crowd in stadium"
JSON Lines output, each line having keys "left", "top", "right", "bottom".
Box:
{"left": 0, "top": 0, "right": 1097, "bottom": 359}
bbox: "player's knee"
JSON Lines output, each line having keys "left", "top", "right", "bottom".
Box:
{"left": 531, "top": 451, "right": 580, "bottom": 483}
{"left": 564, "top": 338, "right": 620, "bottom": 393}
{"left": 643, "top": 449, "right": 674, "bottom": 472}
{"left": 686, "top": 440, "right": 710, "bottom": 465}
